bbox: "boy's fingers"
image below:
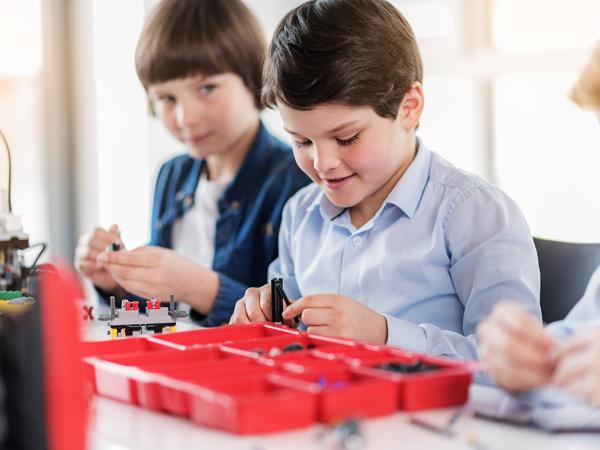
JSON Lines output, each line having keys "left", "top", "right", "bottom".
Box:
{"left": 555, "top": 331, "right": 598, "bottom": 359}
{"left": 478, "top": 320, "right": 553, "bottom": 372}
{"left": 97, "top": 250, "right": 151, "bottom": 267}
{"left": 491, "top": 304, "right": 552, "bottom": 350}
{"left": 299, "top": 307, "right": 334, "bottom": 326}
{"left": 244, "top": 286, "right": 269, "bottom": 322}
{"left": 258, "top": 284, "right": 273, "bottom": 320}
{"left": 492, "top": 363, "right": 551, "bottom": 391}
{"left": 230, "top": 299, "right": 251, "bottom": 324}
{"left": 77, "top": 260, "right": 104, "bottom": 275}
{"left": 554, "top": 348, "right": 595, "bottom": 386}
{"left": 103, "top": 264, "right": 152, "bottom": 284}
{"left": 92, "top": 227, "right": 121, "bottom": 243}
{"left": 282, "top": 294, "right": 334, "bottom": 320}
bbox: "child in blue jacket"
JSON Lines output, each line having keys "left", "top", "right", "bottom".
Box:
{"left": 75, "top": 0, "right": 309, "bottom": 326}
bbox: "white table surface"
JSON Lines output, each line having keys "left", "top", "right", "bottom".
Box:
{"left": 83, "top": 319, "right": 600, "bottom": 450}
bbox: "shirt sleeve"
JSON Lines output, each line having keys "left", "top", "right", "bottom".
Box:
{"left": 191, "top": 271, "right": 249, "bottom": 327}
{"left": 386, "top": 185, "right": 541, "bottom": 360}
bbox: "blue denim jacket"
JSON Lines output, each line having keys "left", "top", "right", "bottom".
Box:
{"left": 149, "top": 122, "right": 310, "bottom": 326}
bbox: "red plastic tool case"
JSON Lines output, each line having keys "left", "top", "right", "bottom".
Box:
{"left": 82, "top": 323, "right": 472, "bottom": 434}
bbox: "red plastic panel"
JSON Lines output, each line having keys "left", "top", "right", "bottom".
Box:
{"left": 270, "top": 368, "right": 398, "bottom": 423}
{"left": 82, "top": 323, "right": 474, "bottom": 433}
{"left": 186, "top": 373, "right": 318, "bottom": 434}
{"left": 351, "top": 352, "right": 472, "bottom": 410}
{"left": 147, "top": 323, "right": 298, "bottom": 350}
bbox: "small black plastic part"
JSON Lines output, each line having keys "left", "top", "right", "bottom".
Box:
{"left": 282, "top": 343, "right": 304, "bottom": 353}
{"left": 377, "top": 360, "right": 440, "bottom": 374}
{"left": 270, "top": 278, "right": 299, "bottom": 324}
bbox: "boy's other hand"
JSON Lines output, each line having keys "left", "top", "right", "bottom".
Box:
{"left": 75, "top": 224, "right": 122, "bottom": 293}
{"left": 230, "top": 284, "right": 273, "bottom": 324}
{"left": 281, "top": 294, "right": 388, "bottom": 343}
{"left": 477, "top": 302, "right": 555, "bottom": 392}
{"left": 97, "top": 246, "right": 218, "bottom": 312}
{"left": 554, "top": 327, "right": 600, "bottom": 407}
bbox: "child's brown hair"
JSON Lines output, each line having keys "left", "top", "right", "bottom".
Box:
{"left": 261, "top": 0, "right": 423, "bottom": 119}
{"left": 135, "top": 0, "right": 266, "bottom": 109}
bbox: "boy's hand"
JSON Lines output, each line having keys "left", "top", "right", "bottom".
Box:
{"left": 282, "top": 294, "right": 388, "bottom": 343}
{"left": 553, "top": 328, "right": 600, "bottom": 407}
{"left": 477, "top": 302, "right": 556, "bottom": 391}
{"left": 97, "top": 246, "right": 218, "bottom": 311}
{"left": 75, "top": 224, "right": 122, "bottom": 293}
{"left": 230, "top": 284, "right": 293, "bottom": 325}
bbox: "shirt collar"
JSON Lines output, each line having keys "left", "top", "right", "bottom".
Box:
{"left": 314, "top": 138, "right": 432, "bottom": 221}
{"left": 384, "top": 138, "right": 431, "bottom": 219}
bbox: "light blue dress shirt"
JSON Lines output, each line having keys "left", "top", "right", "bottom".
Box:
{"left": 269, "top": 139, "right": 541, "bottom": 359}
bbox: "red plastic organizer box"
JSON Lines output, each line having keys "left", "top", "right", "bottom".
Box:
{"left": 82, "top": 323, "right": 472, "bottom": 434}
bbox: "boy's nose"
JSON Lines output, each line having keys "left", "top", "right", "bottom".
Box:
{"left": 312, "top": 144, "right": 341, "bottom": 174}
{"left": 175, "top": 100, "right": 202, "bottom": 128}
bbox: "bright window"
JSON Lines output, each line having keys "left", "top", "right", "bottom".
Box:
{"left": 493, "top": 0, "right": 600, "bottom": 52}
{"left": 494, "top": 74, "right": 600, "bottom": 241}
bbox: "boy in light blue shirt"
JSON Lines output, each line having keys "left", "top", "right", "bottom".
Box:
{"left": 230, "top": 0, "right": 540, "bottom": 360}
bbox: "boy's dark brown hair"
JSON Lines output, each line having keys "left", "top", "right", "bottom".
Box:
{"left": 262, "top": 0, "right": 423, "bottom": 119}
{"left": 136, "top": 0, "right": 265, "bottom": 109}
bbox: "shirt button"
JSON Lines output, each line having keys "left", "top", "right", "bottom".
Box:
{"left": 352, "top": 236, "right": 362, "bottom": 247}
{"left": 230, "top": 200, "right": 241, "bottom": 209}
{"left": 184, "top": 196, "right": 193, "bottom": 206}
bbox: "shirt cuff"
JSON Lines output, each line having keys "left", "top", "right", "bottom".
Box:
{"left": 193, "top": 271, "right": 247, "bottom": 327}
{"left": 384, "top": 314, "right": 428, "bottom": 353}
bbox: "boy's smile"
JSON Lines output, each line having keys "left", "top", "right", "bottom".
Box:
{"left": 278, "top": 95, "right": 422, "bottom": 228}
{"left": 323, "top": 173, "right": 356, "bottom": 190}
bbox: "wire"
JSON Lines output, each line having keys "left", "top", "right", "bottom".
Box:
{"left": 26, "top": 242, "right": 47, "bottom": 269}
{"left": 0, "top": 129, "right": 12, "bottom": 212}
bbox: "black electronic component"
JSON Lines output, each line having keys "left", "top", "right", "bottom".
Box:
{"left": 0, "top": 130, "right": 46, "bottom": 293}
{"left": 270, "top": 278, "right": 299, "bottom": 324}
{"left": 377, "top": 360, "right": 440, "bottom": 374}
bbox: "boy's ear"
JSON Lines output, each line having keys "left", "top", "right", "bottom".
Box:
{"left": 397, "top": 81, "right": 424, "bottom": 130}
{"left": 147, "top": 97, "right": 156, "bottom": 117}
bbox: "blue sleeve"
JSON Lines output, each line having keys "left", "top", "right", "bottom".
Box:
{"left": 191, "top": 272, "right": 249, "bottom": 327}
{"left": 149, "top": 160, "right": 171, "bottom": 246}
{"left": 196, "top": 168, "right": 308, "bottom": 326}
{"left": 386, "top": 185, "right": 541, "bottom": 360}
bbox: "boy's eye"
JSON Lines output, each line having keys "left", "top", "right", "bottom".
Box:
{"left": 294, "top": 139, "right": 312, "bottom": 149}
{"left": 336, "top": 133, "right": 360, "bottom": 146}
{"left": 157, "top": 95, "right": 176, "bottom": 104}
{"left": 199, "top": 84, "right": 216, "bottom": 95}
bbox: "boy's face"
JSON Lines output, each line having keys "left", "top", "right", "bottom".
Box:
{"left": 278, "top": 92, "right": 422, "bottom": 217}
{"left": 148, "top": 73, "right": 257, "bottom": 159}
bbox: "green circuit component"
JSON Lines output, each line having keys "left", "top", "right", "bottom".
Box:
{"left": 0, "top": 291, "right": 23, "bottom": 301}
